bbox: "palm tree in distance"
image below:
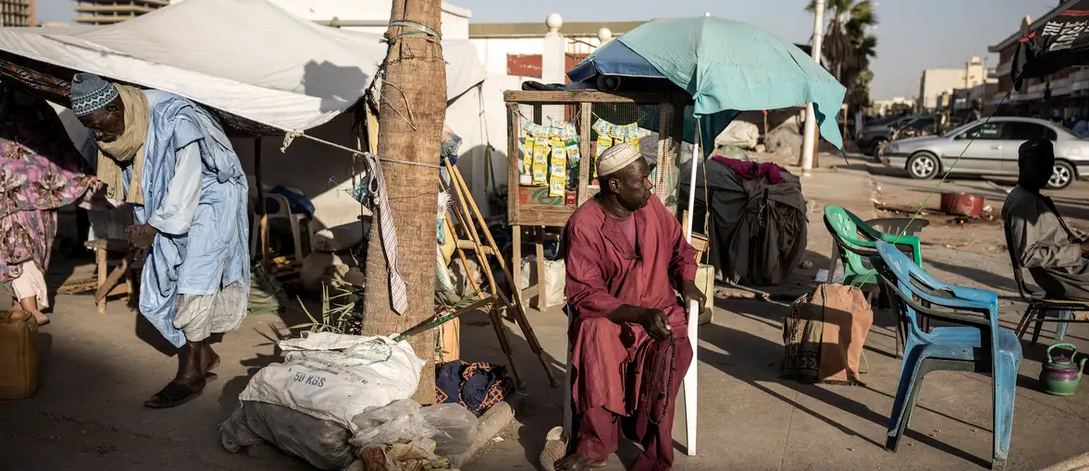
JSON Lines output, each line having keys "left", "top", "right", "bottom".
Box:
{"left": 807, "top": 0, "right": 878, "bottom": 110}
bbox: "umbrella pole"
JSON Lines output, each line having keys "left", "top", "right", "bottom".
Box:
{"left": 682, "top": 119, "right": 700, "bottom": 456}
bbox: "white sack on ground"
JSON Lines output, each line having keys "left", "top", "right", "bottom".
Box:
{"left": 238, "top": 333, "right": 426, "bottom": 431}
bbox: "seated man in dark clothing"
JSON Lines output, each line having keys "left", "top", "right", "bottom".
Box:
{"left": 1002, "top": 138, "right": 1089, "bottom": 301}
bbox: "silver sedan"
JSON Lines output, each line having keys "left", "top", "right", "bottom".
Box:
{"left": 882, "top": 117, "right": 1089, "bottom": 189}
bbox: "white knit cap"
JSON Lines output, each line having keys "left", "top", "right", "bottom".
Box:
{"left": 596, "top": 143, "right": 644, "bottom": 177}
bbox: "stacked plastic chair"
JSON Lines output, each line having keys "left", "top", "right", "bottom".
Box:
{"left": 873, "top": 241, "right": 1022, "bottom": 470}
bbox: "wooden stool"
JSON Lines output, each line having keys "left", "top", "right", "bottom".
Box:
{"left": 84, "top": 239, "right": 136, "bottom": 314}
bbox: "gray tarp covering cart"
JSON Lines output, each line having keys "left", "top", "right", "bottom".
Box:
{"left": 679, "top": 159, "right": 808, "bottom": 286}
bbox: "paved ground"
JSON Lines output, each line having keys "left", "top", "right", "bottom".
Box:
{"left": 5, "top": 153, "right": 1089, "bottom": 470}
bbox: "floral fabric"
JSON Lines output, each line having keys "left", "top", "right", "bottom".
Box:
{"left": 0, "top": 87, "right": 96, "bottom": 287}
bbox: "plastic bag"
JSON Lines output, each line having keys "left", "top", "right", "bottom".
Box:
{"left": 350, "top": 399, "right": 438, "bottom": 449}
{"left": 220, "top": 400, "right": 355, "bottom": 470}
{"left": 420, "top": 403, "right": 480, "bottom": 456}
{"left": 349, "top": 399, "right": 480, "bottom": 458}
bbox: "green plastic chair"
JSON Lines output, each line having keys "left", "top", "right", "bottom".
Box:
{"left": 823, "top": 205, "right": 924, "bottom": 288}
{"left": 824, "top": 205, "right": 925, "bottom": 357}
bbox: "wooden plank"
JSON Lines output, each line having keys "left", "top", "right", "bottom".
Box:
{"left": 85, "top": 238, "right": 130, "bottom": 253}
{"left": 535, "top": 227, "right": 546, "bottom": 309}
{"left": 505, "top": 90, "right": 685, "bottom": 105}
{"left": 96, "top": 247, "right": 107, "bottom": 314}
{"left": 95, "top": 257, "right": 128, "bottom": 302}
{"left": 512, "top": 225, "right": 521, "bottom": 308}
{"left": 107, "top": 285, "right": 130, "bottom": 298}
{"left": 507, "top": 103, "right": 521, "bottom": 225}
{"left": 256, "top": 137, "right": 268, "bottom": 266}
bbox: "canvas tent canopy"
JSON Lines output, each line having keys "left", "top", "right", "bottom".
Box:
{"left": 0, "top": 0, "right": 509, "bottom": 232}
{"left": 0, "top": 0, "right": 486, "bottom": 135}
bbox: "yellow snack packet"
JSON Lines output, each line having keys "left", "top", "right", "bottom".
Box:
{"left": 521, "top": 132, "right": 534, "bottom": 185}
{"left": 549, "top": 177, "right": 565, "bottom": 197}
{"left": 532, "top": 134, "right": 549, "bottom": 186}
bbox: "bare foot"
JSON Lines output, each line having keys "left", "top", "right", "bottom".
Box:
{"left": 200, "top": 343, "right": 220, "bottom": 375}
{"left": 18, "top": 297, "right": 49, "bottom": 326}
{"left": 555, "top": 454, "right": 608, "bottom": 471}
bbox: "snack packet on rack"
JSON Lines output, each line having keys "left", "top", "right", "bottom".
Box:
{"left": 532, "top": 133, "right": 549, "bottom": 186}
{"left": 549, "top": 127, "right": 568, "bottom": 197}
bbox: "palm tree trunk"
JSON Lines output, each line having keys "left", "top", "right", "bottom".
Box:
{"left": 362, "top": 0, "right": 446, "bottom": 404}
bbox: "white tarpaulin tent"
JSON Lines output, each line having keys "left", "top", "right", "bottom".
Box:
{"left": 0, "top": 0, "right": 486, "bottom": 133}
{"left": 0, "top": 0, "right": 510, "bottom": 233}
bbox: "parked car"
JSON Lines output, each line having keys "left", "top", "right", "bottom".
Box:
{"left": 882, "top": 117, "right": 1088, "bottom": 189}
{"left": 857, "top": 115, "right": 917, "bottom": 156}
{"left": 891, "top": 115, "right": 938, "bottom": 140}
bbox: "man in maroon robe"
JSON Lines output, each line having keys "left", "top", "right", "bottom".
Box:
{"left": 556, "top": 143, "right": 705, "bottom": 471}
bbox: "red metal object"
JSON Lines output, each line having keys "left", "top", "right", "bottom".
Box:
{"left": 940, "top": 192, "right": 985, "bottom": 217}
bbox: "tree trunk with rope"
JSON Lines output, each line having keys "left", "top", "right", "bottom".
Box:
{"left": 362, "top": 0, "right": 446, "bottom": 404}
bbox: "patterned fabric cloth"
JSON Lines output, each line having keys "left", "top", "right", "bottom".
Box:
{"left": 0, "top": 87, "right": 96, "bottom": 291}
{"left": 434, "top": 360, "right": 515, "bottom": 415}
{"left": 363, "top": 152, "right": 408, "bottom": 315}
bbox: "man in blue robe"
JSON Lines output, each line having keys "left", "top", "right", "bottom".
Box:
{"left": 71, "top": 73, "right": 250, "bottom": 408}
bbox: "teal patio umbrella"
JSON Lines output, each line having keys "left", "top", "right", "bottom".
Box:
{"left": 568, "top": 16, "right": 847, "bottom": 150}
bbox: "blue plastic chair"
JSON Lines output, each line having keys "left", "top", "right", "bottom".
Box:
{"left": 873, "top": 241, "right": 1022, "bottom": 471}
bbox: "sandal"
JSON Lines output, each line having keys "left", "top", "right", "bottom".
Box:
{"left": 144, "top": 381, "right": 204, "bottom": 409}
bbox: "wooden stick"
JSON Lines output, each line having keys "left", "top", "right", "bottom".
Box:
{"left": 94, "top": 257, "right": 128, "bottom": 302}
{"left": 444, "top": 214, "right": 484, "bottom": 299}
{"left": 95, "top": 247, "right": 107, "bottom": 314}
{"left": 255, "top": 137, "right": 268, "bottom": 266}
{"left": 396, "top": 296, "right": 495, "bottom": 340}
{"left": 535, "top": 227, "right": 547, "bottom": 309}
{"left": 445, "top": 161, "right": 558, "bottom": 387}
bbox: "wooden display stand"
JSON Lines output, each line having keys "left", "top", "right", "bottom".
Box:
{"left": 504, "top": 90, "right": 688, "bottom": 307}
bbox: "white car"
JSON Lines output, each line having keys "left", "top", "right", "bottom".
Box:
{"left": 882, "top": 117, "right": 1089, "bottom": 189}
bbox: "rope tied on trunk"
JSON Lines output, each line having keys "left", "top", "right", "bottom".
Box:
{"left": 386, "top": 19, "right": 442, "bottom": 43}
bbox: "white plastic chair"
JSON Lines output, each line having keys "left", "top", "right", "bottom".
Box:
{"left": 251, "top": 192, "right": 311, "bottom": 261}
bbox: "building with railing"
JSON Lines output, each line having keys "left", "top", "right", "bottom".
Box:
{"left": 75, "top": 0, "right": 168, "bottom": 25}
{"left": 0, "top": 0, "right": 33, "bottom": 27}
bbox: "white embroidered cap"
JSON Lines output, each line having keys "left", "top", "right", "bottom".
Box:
{"left": 596, "top": 142, "right": 645, "bottom": 177}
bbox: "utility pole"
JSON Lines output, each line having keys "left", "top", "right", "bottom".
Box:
{"left": 362, "top": 0, "right": 446, "bottom": 404}
{"left": 800, "top": 0, "right": 826, "bottom": 174}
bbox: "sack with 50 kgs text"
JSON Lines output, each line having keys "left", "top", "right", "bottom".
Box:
{"left": 238, "top": 332, "right": 426, "bottom": 431}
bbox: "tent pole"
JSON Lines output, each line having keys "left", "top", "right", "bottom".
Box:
{"left": 255, "top": 137, "right": 268, "bottom": 267}
{"left": 682, "top": 119, "right": 700, "bottom": 456}
{"left": 800, "top": 0, "right": 826, "bottom": 173}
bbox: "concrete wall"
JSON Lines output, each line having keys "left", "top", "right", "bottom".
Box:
{"left": 472, "top": 36, "right": 605, "bottom": 77}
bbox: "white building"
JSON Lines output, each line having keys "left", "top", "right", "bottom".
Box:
{"left": 870, "top": 97, "right": 915, "bottom": 116}
{"left": 918, "top": 56, "right": 989, "bottom": 111}
{"left": 469, "top": 18, "right": 642, "bottom": 79}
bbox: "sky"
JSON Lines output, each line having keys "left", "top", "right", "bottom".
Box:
{"left": 35, "top": 0, "right": 1059, "bottom": 100}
